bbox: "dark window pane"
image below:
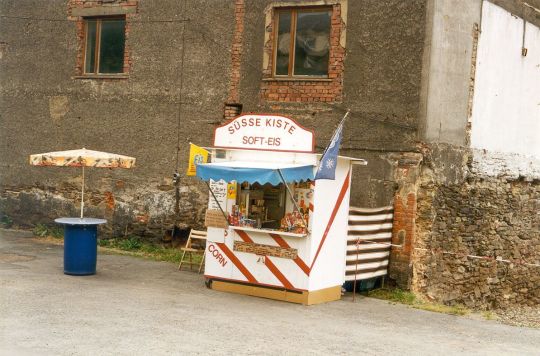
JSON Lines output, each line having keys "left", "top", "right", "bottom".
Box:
{"left": 275, "top": 11, "right": 291, "bottom": 76}
{"left": 98, "top": 19, "right": 125, "bottom": 74}
{"left": 293, "top": 11, "right": 330, "bottom": 76}
{"left": 84, "top": 20, "right": 97, "bottom": 73}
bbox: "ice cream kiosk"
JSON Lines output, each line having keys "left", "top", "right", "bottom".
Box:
{"left": 195, "top": 114, "right": 366, "bottom": 305}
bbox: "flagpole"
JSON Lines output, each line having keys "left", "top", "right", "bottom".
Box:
{"left": 321, "top": 109, "right": 350, "bottom": 157}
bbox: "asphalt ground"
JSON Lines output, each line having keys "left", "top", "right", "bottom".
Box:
{"left": 1, "top": 229, "right": 539, "bottom": 355}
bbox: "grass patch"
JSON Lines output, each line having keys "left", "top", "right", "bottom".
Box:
{"left": 33, "top": 224, "right": 64, "bottom": 239}
{"left": 32, "top": 231, "right": 199, "bottom": 266}
{"left": 367, "top": 288, "right": 470, "bottom": 316}
{"left": 368, "top": 288, "right": 416, "bottom": 305}
{"left": 98, "top": 236, "right": 198, "bottom": 265}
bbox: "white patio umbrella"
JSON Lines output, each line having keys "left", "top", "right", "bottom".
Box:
{"left": 29, "top": 148, "right": 136, "bottom": 218}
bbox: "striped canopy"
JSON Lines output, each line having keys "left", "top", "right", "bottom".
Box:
{"left": 29, "top": 148, "right": 135, "bottom": 169}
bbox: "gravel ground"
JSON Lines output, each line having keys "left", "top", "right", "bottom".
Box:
{"left": 496, "top": 305, "right": 540, "bottom": 329}
{"left": 1, "top": 229, "right": 539, "bottom": 355}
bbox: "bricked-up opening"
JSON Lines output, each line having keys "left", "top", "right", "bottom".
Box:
{"left": 261, "top": 1, "right": 347, "bottom": 103}
{"left": 224, "top": 103, "right": 243, "bottom": 121}
{"left": 83, "top": 17, "right": 126, "bottom": 74}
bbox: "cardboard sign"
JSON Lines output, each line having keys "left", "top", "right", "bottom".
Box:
{"left": 214, "top": 114, "right": 314, "bottom": 152}
{"left": 205, "top": 209, "right": 228, "bottom": 229}
{"left": 208, "top": 179, "right": 227, "bottom": 210}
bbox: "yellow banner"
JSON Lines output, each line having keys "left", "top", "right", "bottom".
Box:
{"left": 186, "top": 143, "right": 208, "bottom": 176}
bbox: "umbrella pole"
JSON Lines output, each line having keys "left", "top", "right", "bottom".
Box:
{"left": 80, "top": 165, "right": 85, "bottom": 219}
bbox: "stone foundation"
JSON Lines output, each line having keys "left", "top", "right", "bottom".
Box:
{"left": 0, "top": 179, "right": 208, "bottom": 241}
{"left": 412, "top": 146, "right": 540, "bottom": 309}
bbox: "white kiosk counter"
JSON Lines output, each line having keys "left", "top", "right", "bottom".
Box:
{"left": 195, "top": 114, "right": 366, "bottom": 305}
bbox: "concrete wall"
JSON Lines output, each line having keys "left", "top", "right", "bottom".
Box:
{"left": 470, "top": 1, "right": 540, "bottom": 159}
{"left": 419, "top": 0, "right": 481, "bottom": 146}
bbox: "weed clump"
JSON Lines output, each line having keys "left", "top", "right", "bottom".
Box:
{"left": 1, "top": 214, "right": 13, "bottom": 228}
{"left": 367, "top": 288, "right": 470, "bottom": 316}
{"left": 33, "top": 224, "right": 63, "bottom": 239}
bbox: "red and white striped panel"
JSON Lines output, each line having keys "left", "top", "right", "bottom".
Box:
{"left": 345, "top": 206, "right": 393, "bottom": 281}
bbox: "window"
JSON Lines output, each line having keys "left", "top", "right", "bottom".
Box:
{"left": 274, "top": 8, "right": 331, "bottom": 77}
{"left": 229, "top": 181, "right": 311, "bottom": 235}
{"left": 83, "top": 17, "right": 126, "bottom": 75}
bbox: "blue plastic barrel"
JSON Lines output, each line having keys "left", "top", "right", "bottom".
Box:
{"left": 55, "top": 218, "right": 107, "bottom": 275}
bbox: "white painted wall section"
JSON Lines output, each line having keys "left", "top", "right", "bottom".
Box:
{"left": 470, "top": 1, "right": 540, "bottom": 159}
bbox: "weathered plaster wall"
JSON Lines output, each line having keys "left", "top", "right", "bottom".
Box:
{"left": 0, "top": 0, "right": 234, "bottom": 236}
{"left": 472, "top": 150, "right": 540, "bottom": 180}
{"left": 470, "top": 1, "right": 540, "bottom": 159}
{"left": 0, "top": 0, "right": 429, "bottom": 236}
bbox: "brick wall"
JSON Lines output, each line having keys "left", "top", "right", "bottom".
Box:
{"left": 260, "top": 3, "right": 345, "bottom": 103}
{"left": 387, "top": 152, "right": 423, "bottom": 289}
{"left": 224, "top": 0, "right": 245, "bottom": 121}
{"left": 67, "top": 0, "right": 138, "bottom": 77}
{"left": 389, "top": 192, "right": 417, "bottom": 288}
{"left": 228, "top": 0, "right": 245, "bottom": 104}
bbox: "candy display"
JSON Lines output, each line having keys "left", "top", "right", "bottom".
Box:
{"left": 280, "top": 211, "right": 308, "bottom": 234}
{"left": 228, "top": 204, "right": 259, "bottom": 228}
{"left": 227, "top": 183, "right": 312, "bottom": 234}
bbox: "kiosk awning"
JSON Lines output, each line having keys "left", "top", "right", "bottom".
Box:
{"left": 196, "top": 161, "right": 314, "bottom": 185}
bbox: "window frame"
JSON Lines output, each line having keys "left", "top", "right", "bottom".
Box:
{"left": 82, "top": 16, "right": 126, "bottom": 76}
{"left": 272, "top": 6, "right": 332, "bottom": 79}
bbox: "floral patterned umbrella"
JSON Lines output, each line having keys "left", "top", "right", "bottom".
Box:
{"left": 29, "top": 148, "right": 136, "bottom": 218}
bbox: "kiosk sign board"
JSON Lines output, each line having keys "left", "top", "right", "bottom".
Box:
{"left": 214, "top": 114, "right": 314, "bottom": 153}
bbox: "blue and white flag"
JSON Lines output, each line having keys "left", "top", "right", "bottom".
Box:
{"left": 315, "top": 114, "right": 346, "bottom": 180}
